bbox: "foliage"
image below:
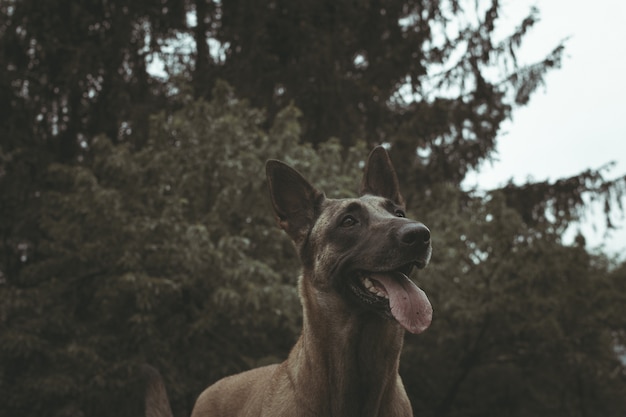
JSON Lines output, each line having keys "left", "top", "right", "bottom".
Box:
{"left": 3, "top": 0, "right": 616, "bottom": 265}
{"left": 0, "top": 84, "right": 363, "bottom": 416}
{"left": 403, "top": 187, "right": 626, "bottom": 417}
{"left": 1, "top": 1, "right": 626, "bottom": 416}
{"left": 0, "top": 0, "right": 188, "bottom": 159}
{"left": 2, "top": 0, "right": 562, "bottom": 181}
{"left": 498, "top": 165, "right": 626, "bottom": 233}
{"left": 2, "top": 86, "right": 626, "bottom": 417}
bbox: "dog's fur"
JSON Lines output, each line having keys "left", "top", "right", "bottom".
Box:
{"left": 146, "top": 146, "right": 433, "bottom": 417}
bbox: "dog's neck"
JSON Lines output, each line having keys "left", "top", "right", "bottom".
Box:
{"left": 286, "top": 276, "right": 408, "bottom": 417}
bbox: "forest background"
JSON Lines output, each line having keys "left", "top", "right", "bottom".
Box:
{"left": 1, "top": 1, "right": 625, "bottom": 416}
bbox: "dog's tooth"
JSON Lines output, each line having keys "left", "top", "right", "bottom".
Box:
{"left": 371, "top": 287, "right": 384, "bottom": 298}
{"left": 362, "top": 277, "right": 390, "bottom": 299}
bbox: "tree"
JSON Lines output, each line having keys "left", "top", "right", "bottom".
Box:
{"left": 4, "top": 0, "right": 622, "bottom": 287}
{"left": 0, "top": 83, "right": 371, "bottom": 416}
{"left": 0, "top": 0, "right": 190, "bottom": 295}
{"left": 212, "top": 0, "right": 560, "bottom": 181}
{"left": 0, "top": 0, "right": 191, "bottom": 159}
{"left": 2, "top": 1, "right": 626, "bottom": 416}
{"left": 195, "top": 0, "right": 626, "bottom": 232}
{"left": 401, "top": 187, "right": 626, "bottom": 417}
{"left": 2, "top": 84, "right": 625, "bottom": 417}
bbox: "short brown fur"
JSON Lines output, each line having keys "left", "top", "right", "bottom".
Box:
{"left": 146, "top": 146, "right": 433, "bottom": 417}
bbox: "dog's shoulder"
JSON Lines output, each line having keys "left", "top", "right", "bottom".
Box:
{"left": 191, "top": 364, "right": 280, "bottom": 417}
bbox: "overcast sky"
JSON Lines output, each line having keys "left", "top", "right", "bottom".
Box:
{"left": 463, "top": 0, "right": 626, "bottom": 258}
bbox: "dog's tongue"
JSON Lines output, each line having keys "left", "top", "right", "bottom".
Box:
{"left": 370, "top": 272, "right": 432, "bottom": 334}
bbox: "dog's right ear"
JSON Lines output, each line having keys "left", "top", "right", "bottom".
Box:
{"left": 266, "top": 160, "right": 323, "bottom": 243}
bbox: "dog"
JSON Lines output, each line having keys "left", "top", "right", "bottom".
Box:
{"left": 145, "top": 146, "right": 433, "bottom": 417}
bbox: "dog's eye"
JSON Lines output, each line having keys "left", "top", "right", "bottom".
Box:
{"left": 395, "top": 210, "right": 406, "bottom": 218}
{"left": 340, "top": 215, "right": 358, "bottom": 227}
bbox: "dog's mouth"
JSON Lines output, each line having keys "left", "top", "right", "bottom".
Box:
{"left": 349, "top": 263, "right": 432, "bottom": 334}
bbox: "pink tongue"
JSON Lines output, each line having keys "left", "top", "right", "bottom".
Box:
{"left": 370, "top": 272, "right": 432, "bottom": 334}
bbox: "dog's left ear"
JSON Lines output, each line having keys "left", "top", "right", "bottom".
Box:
{"left": 360, "top": 146, "right": 405, "bottom": 206}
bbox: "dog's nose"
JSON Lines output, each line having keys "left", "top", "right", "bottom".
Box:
{"left": 399, "top": 223, "right": 431, "bottom": 246}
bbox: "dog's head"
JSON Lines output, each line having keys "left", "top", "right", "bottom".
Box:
{"left": 266, "top": 146, "right": 432, "bottom": 334}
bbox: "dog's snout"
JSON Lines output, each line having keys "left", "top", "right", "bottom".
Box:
{"left": 399, "top": 223, "right": 431, "bottom": 246}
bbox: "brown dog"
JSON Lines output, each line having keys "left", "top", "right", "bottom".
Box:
{"left": 146, "top": 146, "right": 433, "bottom": 417}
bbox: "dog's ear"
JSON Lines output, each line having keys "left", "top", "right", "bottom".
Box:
{"left": 360, "top": 146, "right": 405, "bottom": 206}
{"left": 266, "top": 160, "right": 323, "bottom": 243}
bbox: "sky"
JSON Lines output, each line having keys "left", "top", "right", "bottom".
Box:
{"left": 463, "top": 0, "right": 626, "bottom": 258}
